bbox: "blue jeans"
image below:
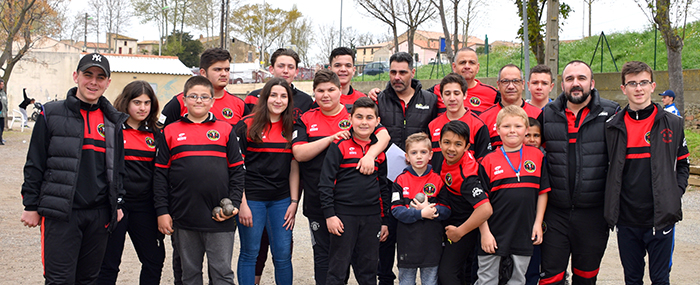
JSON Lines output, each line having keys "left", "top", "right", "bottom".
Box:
{"left": 398, "top": 266, "right": 438, "bottom": 285}
{"left": 237, "top": 198, "right": 293, "bottom": 285}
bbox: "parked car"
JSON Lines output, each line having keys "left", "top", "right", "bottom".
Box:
{"left": 230, "top": 63, "right": 263, "bottom": 84}
{"left": 363, "top": 61, "right": 390, "bottom": 76}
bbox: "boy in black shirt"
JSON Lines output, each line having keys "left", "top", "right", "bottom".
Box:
{"left": 318, "top": 97, "right": 390, "bottom": 285}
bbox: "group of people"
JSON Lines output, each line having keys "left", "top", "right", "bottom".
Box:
{"left": 0, "top": 80, "right": 34, "bottom": 145}
{"left": 19, "top": 44, "right": 688, "bottom": 285}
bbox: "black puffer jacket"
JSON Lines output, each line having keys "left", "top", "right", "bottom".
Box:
{"left": 21, "top": 87, "right": 127, "bottom": 232}
{"left": 377, "top": 79, "right": 438, "bottom": 150}
{"left": 541, "top": 89, "right": 619, "bottom": 209}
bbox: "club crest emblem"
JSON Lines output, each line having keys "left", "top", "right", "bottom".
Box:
{"left": 469, "top": 96, "right": 481, "bottom": 107}
{"left": 445, "top": 173, "right": 453, "bottom": 186}
{"left": 424, "top": 183, "right": 437, "bottom": 196}
{"left": 207, "top": 130, "right": 221, "bottom": 141}
{"left": 338, "top": 119, "right": 351, "bottom": 130}
{"left": 145, "top": 136, "right": 156, "bottom": 148}
{"left": 524, "top": 160, "right": 536, "bottom": 173}
{"left": 97, "top": 123, "right": 105, "bottom": 138}
{"left": 661, "top": 128, "right": 673, "bottom": 143}
{"left": 222, "top": 108, "right": 234, "bottom": 119}
{"left": 645, "top": 131, "right": 651, "bottom": 145}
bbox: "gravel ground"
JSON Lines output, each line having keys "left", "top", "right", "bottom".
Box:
{"left": 1, "top": 126, "right": 698, "bottom": 284}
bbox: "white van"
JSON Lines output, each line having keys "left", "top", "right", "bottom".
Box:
{"left": 230, "top": 63, "right": 265, "bottom": 84}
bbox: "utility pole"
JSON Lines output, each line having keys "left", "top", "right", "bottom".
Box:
{"left": 220, "top": 0, "right": 226, "bottom": 48}
{"left": 339, "top": 0, "right": 343, "bottom": 46}
{"left": 545, "top": 0, "right": 560, "bottom": 97}
{"left": 83, "top": 13, "right": 89, "bottom": 52}
{"left": 522, "top": 0, "right": 530, "bottom": 100}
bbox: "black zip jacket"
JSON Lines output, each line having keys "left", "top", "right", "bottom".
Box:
{"left": 604, "top": 102, "right": 689, "bottom": 231}
{"left": 318, "top": 132, "right": 390, "bottom": 224}
{"left": 21, "top": 87, "right": 127, "bottom": 232}
{"left": 377, "top": 79, "right": 438, "bottom": 150}
{"left": 540, "top": 89, "right": 619, "bottom": 209}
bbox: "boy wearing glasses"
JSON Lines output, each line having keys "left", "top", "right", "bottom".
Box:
{"left": 479, "top": 64, "right": 541, "bottom": 148}
{"left": 154, "top": 76, "right": 245, "bottom": 284}
{"left": 604, "top": 61, "right": 689, "bottom": 285}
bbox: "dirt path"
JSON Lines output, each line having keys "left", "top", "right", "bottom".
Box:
{"left": 1, "top": 127, "right": 698, "bottom": 284}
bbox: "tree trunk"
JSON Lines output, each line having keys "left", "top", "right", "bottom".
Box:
{"left": 452, "top": 1, "right": 459, "bottom": 55}
{"left": 407, "top": 29, "right": 415, "bottom": 60}
{"left": 655, "top": 0, "right": 685, "bottom": 117}
{"left": 588, "top": 1, "right": 592, "bottom": 37}
{"left": 436, "top": 0, "right": 454, "bottom": 60}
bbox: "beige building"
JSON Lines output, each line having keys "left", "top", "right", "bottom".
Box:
{"left": 356, "top": 31, "right": 486, "bottom": 64}
{"left": 106, "top": 33, "right": 139, "bottom": 55}
{"left": 137, "top": 40, "right": 159, "bottom": 55}
{"left": 199, "top": 35, "right": 260, "bottom": 64}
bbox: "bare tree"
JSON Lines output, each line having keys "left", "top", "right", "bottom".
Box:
{"left": 187, "top": 0, "right": 220, "bottom": 44}
{"left": 355, "top": 0, "right": 400, "bottom": 53}
{"left": 583, "top": 0, "right": 597, "bottom": 37}
{"left": 230, "top": 3, "right": 301, "bottom": 64}
{"left": 396, "top": 0, "right": 436, "bottom": 58}
{"left": 459, "top": 0, "right": 487, "bottom": 48}
{"left": 430, "top": 0, "right": 454, "bottom": 59}
{"left": 132, "top": 0, "right": 172, "bottom": 53}
{"left": 315, "top": 23, "right": 338, "bottom": 63}
{"left": 0, "top": 0, "right": 65, "bottom": 88}
{"left": 56, "top": 10, "right": 85, "bottom": 44}
{"left": 290, "top": 17, "right": 314, "bottom": 67}
{"left": 98, "top": 0, "right": 132, "bottom": 53}
{"left": 636, "top": 0, "right": 692, "bottom": 116}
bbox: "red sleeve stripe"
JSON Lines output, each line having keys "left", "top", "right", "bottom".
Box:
{"left": 437, "top": 202, "right": 450, "bottom": 209}
{"left": 678, "top": 153, "right": 690, "bottom": 160}
{"left": 432, "top": 147, "right": 441, "bottom": 152}
{"left": 172, "top": 151, "right": 226, "bottom": 161}
{"left": 228, "top": 160, "right": 244, "bottom": 168}
{"left": 538, "top": 188, "right": 551, "bottom": 195}
{"left": 491, "top": 183, "right": 540, "bottom": 192}
{"left": 246, "top": 147, "right": 292, "bottom": 153}
{"left": 155, "top": 163, "right": 170, "bottom": 168}
{"left": 569, "top": 138, "right": 577, "bottom": 143}
{"left": 339, "top": 163, "right": 379, "bottom": 171}
{"left": 625, "top": 153, "right": 651, "bottom": 159}
{"left": 125, "top": 156, "right": 154, "bottom": 162}
{"left": 473, "top": 199, "right": 490, "bottom": 209}
{"left": 82, "top": 145, "right": 106, "bottom": 153}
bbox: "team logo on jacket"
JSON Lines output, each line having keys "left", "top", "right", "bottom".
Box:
{"left": 97, "top": 123, "right": 105, "bottom": 138}
{"left": 221, "top": 108, "right": 234, "bottom": 119}
{"left": 493, "top": 165, "right": 504, "bottom": 175}
{"left": 469, "top": 97, "right": 481, "bottom": 107}
{"left": 424, "top": 183, "right": 437, "bottom": 196}
{"left": 207, "top": 130, "right": 221, "bottom": 141}
{"left": 661, "top": 128, "right": 673, "bottom": 143}
{"left": 445, "top": 173, "right": 453, "bottom": 186}
{"left": 310, "top": 221, "right": 320, "bottom": 231}
{"left": 645, "top": 131, "right": 651, "bottom": 145}
{"left": 338, "top": 119, "right": 351, "bottom": 130}
{"left": 472, "top": 187, "right": 483, "bottom": 197}
{"left": 145, "top": 136, "right": 156, "bottom": 148}
{"left": 433, "top": 128, "right": 441, "bottom": 137}
{"left": 524, "top": 160, "right": 536, "bottom": 173}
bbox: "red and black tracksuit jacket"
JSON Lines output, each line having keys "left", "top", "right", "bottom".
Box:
{"left": 478, "top": 146, "right": 550, "bottom": 256}
{"left": 440, "top": 152, "right": 490, "bottom": 226}
{"left": 236, "top": 115, "right": 293, "bottom": 201}
{"left": 311, "top": 85, "right": 368, "bottom": 112}
{"left": 391, "top": 165, "right": 450, "bottom": 268}
{"left": 122, "top": 125, "right": 157, "bottom": 203}
{"left": 153, "top": 113, "right": 245, "bottom": 232}
{"left": 292, "top": 107, "right": 385, "bottom": 219}
{"left": 428, "top": 110, "right": 491, "bottom": 172}
{"left": 245, "top": 85, "right": 314, "bottom": 120}
{"left": 428, "top": 79, "right": 500, "bottom": 115}
{"left": 318, "top": 132, "right": 390, "bottom": 223}
{"left": 479, "top": 100, "right": 542, "bottom": 148}
{"left": 161, "top": 90, "right": 249, "bottom": 126}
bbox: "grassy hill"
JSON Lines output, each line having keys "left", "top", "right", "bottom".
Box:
{"left": 354, "top": 20, "right": 700, "bottom": 81}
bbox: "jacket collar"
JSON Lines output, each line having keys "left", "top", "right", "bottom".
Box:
{"left": 383, "top": 78, "right": 424, "bottom": 102}
{"left": 607, "top": 102, "right": 664, "bottom": 131}
{"left": 181, "top": 112, "right": 217, "bottom": 124}
{"left": 348, "top": 127, "right": 379, "bottom": 146}
{"left": 65, "top": 87, "right": 126, "bottom": 123}
{"left": 404, "top": 164, "right": 433, "bottom": 177}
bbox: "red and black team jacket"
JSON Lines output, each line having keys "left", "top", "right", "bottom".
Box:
{"left": 428, "top": 79, "right": 500, "bottom": 115}
{"left": 236, "top": 115, "right": 293, "bottom": 202}
{"left": 122, "top": 125, "right": 157, "bottom": 204}
{"left": 161, "top": 90, "right": 249, "bottom": 126}
{"left": 391, "top": 165, "right": 450, "bottom": 268}
{"left": 292, "top": 107, "right": 385, "bottom": 219}
{"left": 318, "top": 132, "right": 390, "bottom": 223}
{"left": 311, "top": 85, "right": 368, "bottom": 112}
{"left": 440, "top": 152, "right": 490, "bottom": 226}
{"left": 479, "top": 100, "right": 542, "bottom": 147}
{"left": 153, "top": 113, "right": 245, "bottom": 232}
{"left": 428, "top": 110, "right": 491, "bottom": 172}
{"left": 478, "top": 146, "right": 550, "bottom": 256}
{"left": 245, "top": 85, "right": 314, "bottom": 120}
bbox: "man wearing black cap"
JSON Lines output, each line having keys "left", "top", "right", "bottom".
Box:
{"left": 20, "top": 53, "right": 129, "bottom": 284}
{"left": 659, "top": 89, "right": 680, "bottom": 116}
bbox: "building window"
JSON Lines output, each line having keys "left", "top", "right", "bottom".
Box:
{"left": 149, "top": 83, "right": 158, "bottom": 96}
{"left": 124, "top": 41, "right": 127, "bottom": 46}
{"left": 363, "top": 49, "right": 366, "bottom": 55}
{"left": 119, "top": 47, "right": 122, "bottom": 54}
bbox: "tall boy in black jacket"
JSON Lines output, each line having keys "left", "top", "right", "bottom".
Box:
{"left": 604, "top": 61, "right": 689, "bottom": 285}
{"left": 319, "top": 97, "right": 391, "bottom": 285}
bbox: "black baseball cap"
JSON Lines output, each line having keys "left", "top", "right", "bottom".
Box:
{"left": 77, "top": 53, "right": 110, "bottom": 78}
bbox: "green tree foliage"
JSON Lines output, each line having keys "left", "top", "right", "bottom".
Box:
{"left": 230, "top": 3, "right": 301, "bottom": 65}
{"left": 514, "top": 0, "right": 571, "bottom": 64}
{"left": 157, "top": 31, "right": 203, "bottom": 67}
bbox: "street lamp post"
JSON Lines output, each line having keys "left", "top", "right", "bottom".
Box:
{"left": 159, "top": 6, "right": 171, "bottom": 56}
{"left": 83, "top": 13, "right": 93, "bottom": 52}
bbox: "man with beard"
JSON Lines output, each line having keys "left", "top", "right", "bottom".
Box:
{"left": 375, "top": 52, "right": 438, "bottom": 285}
{"left": 538, "top": 60, "right": 619, "bottom": 285}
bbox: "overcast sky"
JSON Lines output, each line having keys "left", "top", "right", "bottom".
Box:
{"left": 67, "top": 0, "right": 690, "bottom": 62}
